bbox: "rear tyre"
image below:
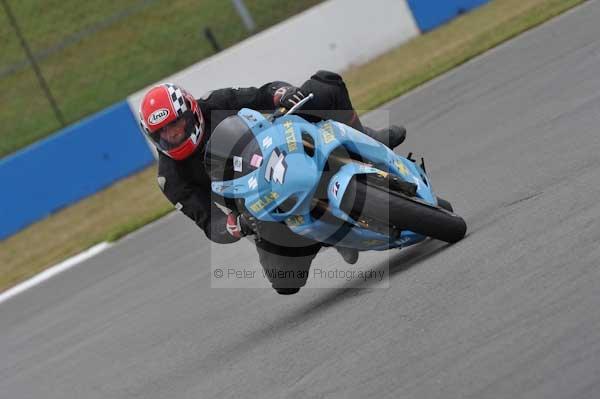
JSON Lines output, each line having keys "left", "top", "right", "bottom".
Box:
{"left": 341, "top": 177, "right": 467, "bottom": 243}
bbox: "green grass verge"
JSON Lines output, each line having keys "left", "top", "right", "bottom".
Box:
{"left": 0, "top": 0, "right": 323, "bottom": 157}
{"left": 0, "top": 0, "right": 588, "bottom": 293}
{"left": 105, "top": 206, "right": 173, "bottom": 242}
{"left": 345, "top": 0, "right": 587, "bottom": 110}
{"left": 0, "top": 167, "right": 172, "bottom": 292}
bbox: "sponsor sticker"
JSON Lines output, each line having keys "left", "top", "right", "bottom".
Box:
{"left": 249, "top": 192, "right": 279, "bottom": 212}
{"left": 394, "top": 159, "right": 408, "bottom": 176}
{"left": 286, "top": 215, "right": 305, "bottom": 226}
{"left": 262, "top": 136, "right": 273, "bottom": 149}
{"left": 250, "top": 154, "right": 263, "bottom": 168}
{"left": 283, "top": 120, "right": 297, "bottom": 152}
{"left": 243, "top": 113, "right": 257, "bottom": 122}
{"left": 148, "top": 108, "right": 170, "bottom": 125}
{"left": 213, "top": 184, "right": 225, "bottom": 193}
{"left": 363, "top": 239, "right": 386, "bottom": 246}
{"left": 233, "top": 156, "right": 243, "bottom": 172}
{"left": 320, "top": 122, "right": 336, "bottom": 144}
{"left": 248, "top": 176, "right": 258, "bottom": 190}
{"left": 332, "top": 181, "right": 341, "bottom": 198}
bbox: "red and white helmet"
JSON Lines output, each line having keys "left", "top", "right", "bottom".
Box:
{"left": 139, "top": 83, "right": 205, "bottom": 160}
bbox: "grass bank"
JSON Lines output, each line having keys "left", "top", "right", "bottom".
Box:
{"left": 0, "top": 0, "right": 323, "bottom": 157}
{"left": 0, "top": 0, "right": 587, "bottom": 293}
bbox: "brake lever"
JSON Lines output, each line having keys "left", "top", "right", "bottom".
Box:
{"left": 285, "top": 93, "right": 314, "bottom": 115}
{"left": 267, "top": 93, "right": 314, "bottom": 122}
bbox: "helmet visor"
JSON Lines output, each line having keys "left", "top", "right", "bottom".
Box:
{"left": 150, "top": 111, "right": 196, "bottom": 151}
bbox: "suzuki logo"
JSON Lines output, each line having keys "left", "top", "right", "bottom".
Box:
{"left": 262, "top": 136, "right": 273, "bottom": 149}
{"left": 148, "top": 108, "right": 170, "bottom": 125}
{"left": 248, "top": 176, "right": 258, "bottom": 190}
{"left": 264, "top": 148, "right": 287, "bottom": 184}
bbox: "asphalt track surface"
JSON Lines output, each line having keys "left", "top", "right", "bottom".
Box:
{"left": 2, "top": 2, "right": 600, "bottom": 398}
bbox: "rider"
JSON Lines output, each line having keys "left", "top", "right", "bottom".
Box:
{"left": 138, "top": 70, "right": 406, "bottom": 295}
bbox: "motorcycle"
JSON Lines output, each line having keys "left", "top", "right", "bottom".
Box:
{"left": 206, "top": 94, "right": 466, "bottom": 252}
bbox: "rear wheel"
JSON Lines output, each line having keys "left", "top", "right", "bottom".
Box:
{"left": 340, "top": 176, "right": 467, "bottom": 243}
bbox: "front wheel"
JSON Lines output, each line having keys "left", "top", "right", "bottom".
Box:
{"left": 340, "top": 178, "right": 467, "bottom": 243}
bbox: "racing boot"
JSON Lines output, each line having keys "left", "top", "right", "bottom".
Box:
{"left": 335, "top": 246, "right": 359, "bottom": 265}
{"left": 275, "top": 287, "right": 301, "bottom": 295}
{"left": 364, "top": 125, "right": 406, "bottom": 150}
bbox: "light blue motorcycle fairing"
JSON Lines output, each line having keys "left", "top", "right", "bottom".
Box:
{"left": 211, "top": 109, "right": 439, "bottom": 250}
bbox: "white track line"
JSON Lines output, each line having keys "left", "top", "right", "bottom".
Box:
{"left": 0, "top": 242, "right": 112, "bottom": 305}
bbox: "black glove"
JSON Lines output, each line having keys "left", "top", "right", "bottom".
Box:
{"left": 226, "top": 213, "right": 261, "bottom": 238}
{"left": 239, "top": 213, "right": 261, "bottom": 236}
{"left": 273, "top": 86, "right": 306, "bottom": 109}
{"left": 225, "top": 213, "right": 244, "bottom": 239}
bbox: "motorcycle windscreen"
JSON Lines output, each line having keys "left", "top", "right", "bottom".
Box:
{"left": 205, "top": 115, "right": 262, "bottom": 182}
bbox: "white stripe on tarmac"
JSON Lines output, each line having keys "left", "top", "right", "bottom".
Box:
{"left": 0, "top": 242, "right": 112, "bottom": 305}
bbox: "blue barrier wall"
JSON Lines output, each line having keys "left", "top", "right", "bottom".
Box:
{"left": 0, "top": 101, "right": 154, "bottom": 240}
{"left": 407, "top": 0, "right": 490, "bottom": 32}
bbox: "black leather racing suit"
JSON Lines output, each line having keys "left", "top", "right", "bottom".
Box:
{"left": 157, "top": 71, "right": 372, "bottom": 293}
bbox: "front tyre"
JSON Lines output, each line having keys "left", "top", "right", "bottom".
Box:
{"left": 341, "top": 178, "right": 467, "bottom": 243}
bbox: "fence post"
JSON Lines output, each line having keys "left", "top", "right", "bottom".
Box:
{"left": 1, "top": 0, "right": 66, "bottom": 127}
{"left": 231, "top": 0, "right": 256, "bottom": 32}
